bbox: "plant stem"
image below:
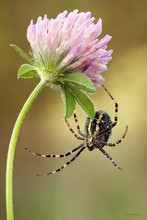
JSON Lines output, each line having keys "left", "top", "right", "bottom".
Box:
{"left": 6, "top": 79, "right": 46, "bottom": 220}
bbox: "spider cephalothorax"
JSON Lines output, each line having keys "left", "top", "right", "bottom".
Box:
{"left": 25, "top": 85, "right": 128, "bottom": 176}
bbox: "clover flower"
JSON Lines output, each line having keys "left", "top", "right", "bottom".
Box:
{"left": 27, "top": 10, "right": 112, "bottom": 86}
{"left": 11, "top": 10, "right": 112, "bottom": 118}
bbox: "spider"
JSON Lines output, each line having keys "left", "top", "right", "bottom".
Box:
{"left": 25, "top": 85, "right": 128, "bottom": 176}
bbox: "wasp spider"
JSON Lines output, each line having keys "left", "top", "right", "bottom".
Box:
{"left": 25, "top": 85, "right": 128, "bottom": 176}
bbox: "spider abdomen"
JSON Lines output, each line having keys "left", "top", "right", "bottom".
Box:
{"left": 90, "top": 110, "right": 113, "bottom": 149}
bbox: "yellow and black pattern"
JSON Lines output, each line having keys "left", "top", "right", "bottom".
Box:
{"left": 26, "top": 85, "right": 128, "bottom": 176}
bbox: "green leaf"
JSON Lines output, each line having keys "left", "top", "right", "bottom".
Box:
{"left": 68, "top": 85, "right": 95, "bottom": 119}
{"left": 10, "top": 44, "right": 33, "bottom": 64}
{"left": 63, "top": 72, "right": 96, "bottom": 93}
{"left": 61, "top": 84, "right": 76, "bottom": 118}
{"left": 18, "top": 64, "right": 37, "bottom": 79}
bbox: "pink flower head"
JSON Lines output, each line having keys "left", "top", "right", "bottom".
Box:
{"left": 27, "top": 10, "right": 112, "bottom": 86}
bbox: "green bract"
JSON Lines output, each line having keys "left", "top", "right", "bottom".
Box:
{"left": 61, "top": 72, "right": 96, "bottom": 118}
{"left": 18, "top": 64, "right": 37, "bottom": 78}
{"left": 67, "top": 85, "right": 95, "bottom": 119}
{"left": 61, "top": 84, "right": 75, "bottom": 118}
{"left": 63, "top": 72, "right": 96, "bottom": 93}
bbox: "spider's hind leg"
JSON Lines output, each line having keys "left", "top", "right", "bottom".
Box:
{"left": 64, "top": 117, "right": 84, "bottom": 140}
{"left": 25, "top": 144, "right": 83, "bottom": 158}
{"left": 73, "top": 111, "right": 85, "bottom": 137}
{"left": 37, "top": 146, "right": 86, "bottom": 176}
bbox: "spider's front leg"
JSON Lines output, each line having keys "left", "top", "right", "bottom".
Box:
{"left": 84, "top": 117, "right": 91, "bottom": 136}
{"left": 101, "top": 84, "right": 118, "bottom": 126}
{"left": 73, "top": 112, "right": 85, "bottom": 137}
{"left": 64, "top": 112, "right": 84, "bottom": 140}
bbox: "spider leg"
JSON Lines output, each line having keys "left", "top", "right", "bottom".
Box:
{"left": 101, "top": 84, "right": 118, "bottom": 126}
{"left": 107, "top": 125, "right": 128, "bottom": 147}
{"left": 64, "top": 117, "right": 84, "bottom": 140}
{"left": 84, "top": 117, "right": 91, "bottom": 136}
{"left": 97, "top": 147, "right": 122, "bottom": 170}
{"left": 73, "top": 112, "right": 85, "bottom": 137}
{"left": 25, "top": 144, "right": 83, "bottom": 158}
{"left": 84, "top": 117, "right": 91, "bottom": 145}
{"left": 37, "top": 146, "right": 86, "bottom": 176}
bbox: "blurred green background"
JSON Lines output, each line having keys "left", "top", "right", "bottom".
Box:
{"left": 1, "top": 0, "right": 147, "bottom": 219}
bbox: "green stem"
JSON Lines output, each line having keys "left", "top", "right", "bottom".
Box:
{"left": 6, "top": 79, "right": 46, "bottom": 220}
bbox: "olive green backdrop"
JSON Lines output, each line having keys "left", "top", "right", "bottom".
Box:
{"left": 1, "top": 0, "right": 147, "bottom": 219}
